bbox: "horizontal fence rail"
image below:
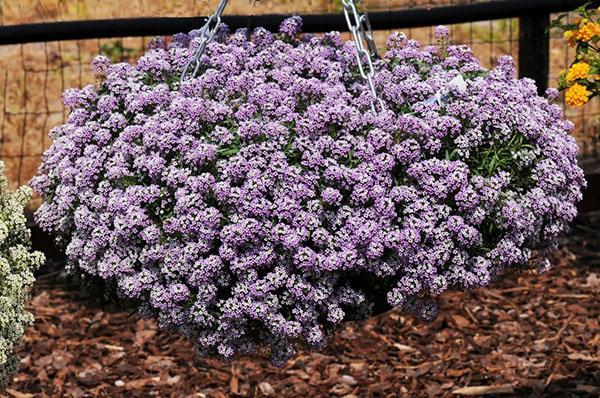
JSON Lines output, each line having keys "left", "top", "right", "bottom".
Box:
{"left": 0, "top": 0, "right": 598, "bottom": 45}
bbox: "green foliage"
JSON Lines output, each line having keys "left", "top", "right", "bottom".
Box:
{"left": 470, "top": 133, "right": 535, "bottom": 178}
{"left": 0, "top": 162, "right": 44, "bottom": 388}
{"left": 101, "top": 41, "right": 138, "bottom": 63}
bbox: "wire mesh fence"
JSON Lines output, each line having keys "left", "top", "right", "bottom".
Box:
{"left": 0, "top": 0, "right": 598, "bottom": 190}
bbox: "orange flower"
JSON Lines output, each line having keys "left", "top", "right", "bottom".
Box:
{"left": 565, "top": 83, "right": 591, "bottom": 107}
{"left": 566, "top": 62, "right": 591, "bottom": 82}
{"left": 574, "top": 21, "right": 600, "bottom": 42}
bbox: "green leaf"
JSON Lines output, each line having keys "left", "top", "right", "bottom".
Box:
{"left": 120, "top": 176, "right": 139, "bottom": 187}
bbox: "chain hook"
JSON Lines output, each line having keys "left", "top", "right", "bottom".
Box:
{"left": 180, "top": 0, "right": 230, "bottom": 83}
{"left": 341, "top": 0, "right": 384, "bottom": 114}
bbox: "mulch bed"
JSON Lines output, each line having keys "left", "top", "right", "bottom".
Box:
{"left": 3, "top": 214, "right": 600, "bottom": 398}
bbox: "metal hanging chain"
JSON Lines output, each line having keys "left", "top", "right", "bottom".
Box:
{"left": 181, "top": 0, "right": 384, "bottom": 115}
{"left": 180, "top": 0, "right": 230, "bottom": 83}
{"left": 341, "top": 0, "right": 385, "bottom": 114}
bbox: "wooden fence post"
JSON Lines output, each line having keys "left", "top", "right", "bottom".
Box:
{"left": 518, "top": 13, "right": 550, "bottom": 95}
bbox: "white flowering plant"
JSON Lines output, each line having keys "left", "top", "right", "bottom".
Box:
{"left": 0, "top": 161, "right": 44, "bottom": 388}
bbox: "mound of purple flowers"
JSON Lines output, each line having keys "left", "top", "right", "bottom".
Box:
{"left": 32, "top": 19, "right": 585, "bottom": 364}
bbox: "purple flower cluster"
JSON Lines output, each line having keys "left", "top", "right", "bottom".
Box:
{"left": 32, "top": 18, "right": 585, "bottom": 364}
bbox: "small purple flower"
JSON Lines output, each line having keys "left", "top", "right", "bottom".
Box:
{"left": 279, "top": 16, "right": 303, "bottom": 37}
{"left": 434, "top": 25, "right": 449, "bottom": 41}
{"left": 91, "top": 55, "right": 110, "bottom": 78}
{"left": 321, "top": 187, "right": 343, "bottom": 206}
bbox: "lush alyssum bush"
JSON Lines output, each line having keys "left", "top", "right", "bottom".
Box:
{"left": 32, "top": 19, "right": 585, "bottom": 364}
{"left": 0, "top": 162, "right": 44, "bottom": 387}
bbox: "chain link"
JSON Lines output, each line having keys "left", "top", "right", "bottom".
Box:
{"left": 341, "top": 0, "right": 384, "bottom": 114}
{"left": 180, "top": 0, "right": 229, "bottom": 83}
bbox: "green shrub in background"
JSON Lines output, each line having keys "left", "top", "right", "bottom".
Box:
{"left": 0, "top": 161, "right": 44, "bottom": 388}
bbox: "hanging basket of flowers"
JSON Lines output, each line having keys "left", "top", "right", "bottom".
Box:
{"left": 32, "top": 0, "right": 586, "bottom": 365}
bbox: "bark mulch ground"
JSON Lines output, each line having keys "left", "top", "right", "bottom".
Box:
{"left": 3, "top": 213, "right": 600, "bottom": 398}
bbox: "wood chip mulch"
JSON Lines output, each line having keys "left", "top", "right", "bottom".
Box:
{"left": 3, "top": 213, "right": 600, "bottom": 398}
